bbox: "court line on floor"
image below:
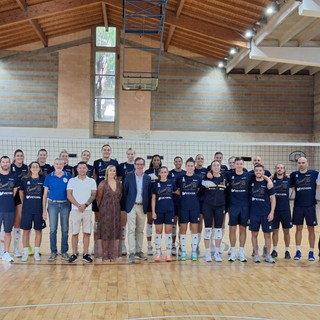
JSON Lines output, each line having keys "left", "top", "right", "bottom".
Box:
{"left": 129, "top": 315, "right": 270, "bottom": 320}
{"left": 0, "top": 299, "right": 320, "bottom": 311}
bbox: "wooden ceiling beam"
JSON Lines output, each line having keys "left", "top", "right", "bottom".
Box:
{"left": 175, "top": 0, "right": 186, "bottom": 17}
{"left": 29, "top": 19, "right": 48, "bottom": 47}
{"left": 15, "top": 0, "right": 28, "bottom": 11}
{"left": 102, "top": 2, "right": 109, "bottom": 31}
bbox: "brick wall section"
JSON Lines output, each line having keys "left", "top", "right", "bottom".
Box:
{"left": 151, "top": 58, "right": 314, "bottom": 135}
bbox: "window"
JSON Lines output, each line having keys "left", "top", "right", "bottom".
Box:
{"left": 94, "top": 27, "right": 118, "bottom": 123}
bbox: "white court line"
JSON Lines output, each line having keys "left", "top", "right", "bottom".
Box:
{"left": 0, "top": 299, "right": 320, "bottom": 311}
{"left": 129, "top": 315, "right": 271, "bottom": 320}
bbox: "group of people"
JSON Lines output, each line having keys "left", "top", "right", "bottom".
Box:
{"left": 0, "top": 146, "right": 319, "bottom": 265}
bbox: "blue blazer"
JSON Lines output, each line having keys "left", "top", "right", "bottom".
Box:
{"left": 123, "top": 171, "right": 151, "bottom": 214}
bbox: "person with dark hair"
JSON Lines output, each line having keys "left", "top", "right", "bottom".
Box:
{"left": 67, "top": 161, "right": 96, "bottom": 263}
{"left": 37, "top": 148, "right": 52, "bottom": 177}
{"left": 202, "top": 160, "right": 227, "bottom": 262}
{"left": 151, "top": 166, "right": 177, "bottom": 262}
{"left": 11, "top": 149, "right": 28, "bottom": 258}
{"left": 0, "top": 156, "right": 18, "bottom": 262}
{"left": 290, "top": 157, "right": 320, "bottom": 261}
{"left": 271, "top": 164, "right": 292, "bottom": 259}
{"left": 144, "top": 154, "right": 162, "bottom": 255}
{"left": 118, "top": 148, "right": 136, "bottom": 256}
{"left": 19, "top": 161, "right": 46, "bottom": 262}
{"left": 168, "top": 156, "right": 186, "bottom": 255}
{"left": 250, "top": 164, "right": 276, "bottom": 263}
{"left": 176, "top": 157, "right": 202, "bottom": 261}
{"left": 124, "top": 157, "right": 152, "bottom": 263}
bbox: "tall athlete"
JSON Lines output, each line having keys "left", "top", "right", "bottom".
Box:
{"left": 11, "top": 149, "right": 28, "bottom": 258}
{"left": 144, "top": 154, "right": 162, "bottom": 256}
{"left": 168, "top": 156, "right": 186, "bottom": 255}
{"left": 249, "top": 164, "right": 276, "bottom": 263}
{"left": 0, "top": 156, "right": 18, "bottom": 263}
{"left": 290, "top": 157, "right": 320, "bottom": 261}
{"left": 73, "top": 150, "right": 94, "bottom": 178}
{"left": 202, "top": 160, "right": 227, "bottom": 262}
{"left": 271, "top": 164, "right": 292, "bottom": 259}
{"left": 37, "top": 148, "right": 52, "bottom": 176}
{"left": 118, "top": 147, "right": 135, "bottom": 256}
{"left": 151, "top": 166, "right": 177, "bottom": 262}
{"left": 176, "top": 157, "right": 202, "bottom": 261}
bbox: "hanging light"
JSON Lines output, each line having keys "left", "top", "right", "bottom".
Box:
{"left": 135, "top": 86, "right": 145, "bottom": 102}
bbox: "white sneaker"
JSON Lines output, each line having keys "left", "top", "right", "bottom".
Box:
{"left": 147, "top": 246, "right": 153, "bottom": 256}
{"left": 228, "top": 251, "right": 237, "bottom": 262}
{"left": 265, "top": 254, "right": 275, "bottom": 264}
{"left": 2, "top": 252, "right": 14, "bottom": 263}
{"left": 214, "top": 252, "right": 222, "bottom": 262}
{"left": 14, "top": 248, "right": 22, "bottom": 258}
{"left": 254, "top": 255, "right": 261, "bottom": 263}
{"left": 238, "top": 251, "right": 247, "bottom": 262}
{"left": 34, "top": 253, "right": 41, "bottom": 261}
{"left": 21, "top": 253, "right": 28, "bottom": 262}
{"left": 205, "top": 251, "right": 212, "bottom": 262}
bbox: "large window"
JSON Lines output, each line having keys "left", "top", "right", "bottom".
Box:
{"left": 94, "top": 27, "right": 118, "bottom": 122}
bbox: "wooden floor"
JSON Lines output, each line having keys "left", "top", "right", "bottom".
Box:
{"left": 1, "top": 226, "right": 320, "bottom": 320}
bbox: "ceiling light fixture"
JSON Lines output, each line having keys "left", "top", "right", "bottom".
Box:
{"left": 229, "top": 48, "right": 237, "bottom": 55}
{"left": 244, "top": 29, "right": 254, "bottom": 39}
{"left": 218, "top": 61, "right": 225, "bottom": 68}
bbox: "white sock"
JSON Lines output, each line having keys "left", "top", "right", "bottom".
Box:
{"left": 273, "top": 246, "right": 277, "bottom": 252}
{"left": 180, "top": 234, "right": 187, "bottom": 252}
{"left": 296, "top": 246, "right": 301, "bottom": 251}
{"left": 197, "top": 233, "right": 201, "bottom": 246}
{"left": 34, "top": 247, "right": 40, "bottom": 255}
{"left": 172, "top": 224, "right": 177, "bottom": 238}
{"left": 23, "top": 247, "right": 28, "bottom": 255}
{"left": 13, "top": 228, "right": 20, "bottom": 250}
{"left": 191, "top": 233, "right": 198, "bottom": 252}
{"left": 154, "top": 234, "right": 162, "bottom": 256}
{"left": 165, "top": 233, "right": 172, "bottom": 256}
{"left": 147, "top": 240, "right": 152, "bottom": 248}
{"left": 121, "top": 226, "right": 126, "bottom": 241}
{"left": 146, "top": 223, "right": 153, "bottom": 238}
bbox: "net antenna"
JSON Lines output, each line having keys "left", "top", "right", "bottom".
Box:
{"left": 289, "top": 151, "right": 306, "bottom": 162}
{"left": 122, "top": 0, "right": 168, "bottom": 92}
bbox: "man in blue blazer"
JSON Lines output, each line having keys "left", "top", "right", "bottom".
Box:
{"left": 123, "top": 157, "right": 151, "bottom": 263}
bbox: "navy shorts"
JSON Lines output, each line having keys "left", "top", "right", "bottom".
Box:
{"left": 249, "top": 214, "right": 273, "bottom": 233}
{"left": 21, "top": 213, "right": 46, "bottom": 230}
{"left": 202, "top": 203, "right": 225, "bottom": 228}
{"left": 0, "top": 211, "right": 16, "bottom": 233}
{"left": 292, "top": 206, "right": 317, "bottom": 226}
{"left": 228, "top": 205, "right": 249, "bottom": 227}
{"left": 179, "top": 208, "right": 200, "bottom": 224}
{"left": 154, "top": 211, "right": 174, "bottom": 225}
{"left": 272, "top": 210, "right": 292, "bottom": 229}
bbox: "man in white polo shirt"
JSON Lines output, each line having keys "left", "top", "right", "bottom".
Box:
{"left": 67, "top": 162, "right": 97, "bottom": 263}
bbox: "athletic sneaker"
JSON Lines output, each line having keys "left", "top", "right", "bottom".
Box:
{"left": 48, "top": 253, "right": 58, "bottom": 262}
{"left": 83, "top": 254, "right": 93, "bottom": 263}
{"left": 61, "top": 253, "right": 69, "bottom": 261}
{"left": 205, "top": 251, "right": 212, "bottom": 262}
{"left": 262, "top": 245, "right": 267, "bottom": 257}
{"left": 252, "top": 245, "right": 260, "bottom": 257}
{"left": 271, "top": 250, "right": 278, "bottom": 258}
{"left": 128, "top": 253, "right": 135, "bottom": 263}
{"left": 14, "top": 248, "right": 22, "bottom": 258}
{"left": 238, "top": 251, "right": 247, "bottom": 262}
{"left": 228, "top": 251, "right": 237, "bottom": 262}
{"left": 171, "top": 245, "right": 177, "bottom": 256}
{"left": 265, "top": 254, "right": 275, "bottom": 263}
{"left": 121, "top": 244, "right": 127, "bottom": 256}
{"left": 214, "top": 252, "right": 222, "bottom": 262}
{"left": 34, "top": 253, "right": 41, "bottom": 261}
{"left": 28, "top": 245, "right": 34, "bottom": 256}
{"left": 294, "top": 250, "right": 301, "bottom": 260}
{"left": 181, "top": 252, "right": 187, "bottom": 261}
{"left": 21, "top": 253, "right": 28, "bottom": 262}
{"left": 254, "top": 255, "right": 261, "bottom": 263}
{"left": 147, "top": 246, "right": 153, "bottom": 256}
{"left": 69, "top": 254, "right": 78, "bottom": 263}
{"left": 284, "top": 251, "right": 291, "bottom": 259}
{"left": 2, "top": 252, "right": 13, "bottom": 263}
{"left": 154, "top": 255, "right": 161, "bottom": 262}
{"left": 135, "top": 251, "right": 148, "bottom": 261}
{"left": 191, "top": 251, "right": 198, "bottom": 261}
{"left": 165, "top": 256, "right": 172, "bottom": 262}
{"left": 308, "top": 251, "right": 315, "bottom": 261}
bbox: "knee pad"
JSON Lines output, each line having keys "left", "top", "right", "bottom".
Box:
{"left": 204, "top": 228, "right": 212, "bottom": 240}
{"left": 214, "top": 228, "right": 222, "bottom": 240}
